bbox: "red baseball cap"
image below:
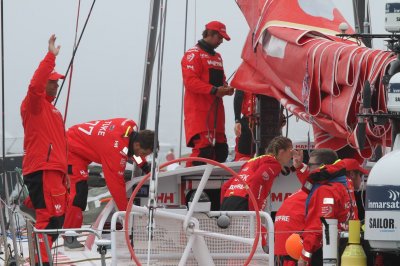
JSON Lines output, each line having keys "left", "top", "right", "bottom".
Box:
{"left": 48, "top": 70, "right": 65, "bottom": 81}
{"left": 205, "top": 21, "right": 231, "bottom": 41}
{"left": 341, "top": 158, "right": 369, "bottom": 175}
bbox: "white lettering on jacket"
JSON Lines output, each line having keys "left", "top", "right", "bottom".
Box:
{"left": 275, "top": 215, "right": 290, "bottom": 222}
{"left": 229, "top": 184, "right": 244, "bottom": 190}
{"left": 207, "top": 60, "right": 223, "bottom": 67}
{"left": 98, "top": 121, "right": 112, "bottom": 136}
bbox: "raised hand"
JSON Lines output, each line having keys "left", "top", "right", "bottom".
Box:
{"left": 292, "top": 149, "right": 304, "bottom": 168}
{"left": 48, "top": 34, "right": 61, "bottom": 56}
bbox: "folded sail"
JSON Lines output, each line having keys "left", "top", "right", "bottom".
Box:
{"left": 233, "top": 0, "right": 395, "bottom": 158}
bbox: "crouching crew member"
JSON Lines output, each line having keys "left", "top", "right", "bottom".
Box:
{"left": 63, "top": 118, "right": 154, "bottom": 249}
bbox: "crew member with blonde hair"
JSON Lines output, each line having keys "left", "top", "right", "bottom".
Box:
{"left": 221, "top": 136, "right": 293, "bottom": 211}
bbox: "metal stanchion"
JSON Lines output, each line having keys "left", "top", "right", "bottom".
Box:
{"left": 4, "top": 171, "right": 20, "bottom": 265}
{"left": 0, "top": 196, "right": 9, "bottom": 261}
{"left": 322, "top": 218, "right": 338, "bottom": 266}
{"left": 26, "top": 220, "right": 36, "bottom": 266}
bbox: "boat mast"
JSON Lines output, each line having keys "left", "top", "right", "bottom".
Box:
{"left": 138, "top": 0, "right": 162, "bottom": 130}
{"left": 352, "top": 0, "right": 372, "bottom": 48}
{"left": 0, "top": 0, "right": 10, "bottom": 260}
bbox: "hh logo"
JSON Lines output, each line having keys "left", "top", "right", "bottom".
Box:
{"left": 157, "top": 193, "right": 174, "bottom": 203}
{"left": 187, "top": 53, "right": 195, "bottom": 62}
{"left": 239, "top": 174, "right": 249, "bottom": 181}
{"left": 80, "top": 170, "right": 88, "bottom": 177}
{"left": 262, "top": 171, "right": 270, "bottom": 180}
{"left": 54, "top": 204, "right": 62, "bottom": 213}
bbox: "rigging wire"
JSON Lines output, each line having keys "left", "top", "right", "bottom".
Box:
{"left": 0, "top": 0, "right": 11, "bottom": 260}
{"left": 54, "top": 0, "right": 97, "bottom": 106}
{"left": 365, "top": 0, "right": 372, "bottom": 40}
{"left": 146, "top": 0, "right": 167, "bottom": 265}
{"left": 63, "top": 0, "right": 82, "bottom": 124}
{"left": 194, "top": 0, "right": 197, "bottom": 43}
{"left": 285, "top": 108, "right": 289, "bottom": 137}
{"left": 178, "top": 0, "right": 189, "bottom": 159}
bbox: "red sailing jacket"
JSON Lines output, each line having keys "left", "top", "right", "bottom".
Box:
{"left": 300, "top": 163, "right": 356, "bottom": 262}
{"left": 20, "top": 52, "right": 67, "bottom": 175}
{"left": 295, "top": 163, "right": 309, "bottom": 184}
{"left": 67, "top": 118, "right": 145, "bottom": 211}
{"left": 223, "top": 155, "right": 282, "bottom": 210}
{"left": 241, "top": 91, "right": 254, "bottom": 117}
{"left": 181, "top": 41, "right": 227, "bottom": 146}
{"left": 296, "top": 163, "right": 358, "bottom": 216}
{"left": 296, "top": 164, "right": 359, "bottom": 219}
{"left": 274, "top": 189, "right": 308, "bottom": 255}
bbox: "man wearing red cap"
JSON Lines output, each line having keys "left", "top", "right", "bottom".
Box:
{"left": 181, "top": 21, "right": 234, "bottom": 167}
{"left": 342, "top": 158, "right": 368, "bottom": 191}
{"left": 20, "top": 34, "right": 68, "bottom": 265}
{"left": 342, "top": 158, "right": 369, "bottom": 223}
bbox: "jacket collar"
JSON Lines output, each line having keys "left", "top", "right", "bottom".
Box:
{"left": 197, "top": 39, "right": 216, "bottom": 55}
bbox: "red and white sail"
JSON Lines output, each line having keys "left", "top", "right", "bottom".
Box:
{"left": 232, "top": 0, "right": 395, "bottom": 158}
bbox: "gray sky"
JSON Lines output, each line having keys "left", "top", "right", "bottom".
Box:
{"left": 0, "top": 0, "right": 386, "bottom": 155}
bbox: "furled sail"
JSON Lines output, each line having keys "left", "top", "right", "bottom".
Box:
{"left": 232, "top": 0, "right": 395, "bottom": 158}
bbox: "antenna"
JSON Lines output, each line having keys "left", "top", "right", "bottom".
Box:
{"left": 339, "top": 22, "right": 349, "bottom": 34}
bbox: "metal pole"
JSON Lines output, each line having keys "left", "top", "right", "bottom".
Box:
{"left": 178, "top": 0, "right": 189, "bottom": 159}
{"left": 138, "top": 0, "right": 162, "bottom": 130}
{"left": 352, "top": 0, "right": 361, "bottom": 33}
{"left": 0, "top": 194, "right": 8, "bottom": 261}
{"left": 255, "top": 96, "right": 261, "bottom": 156}
{"left": 4, "top": 171, "right": 20, "bottom": 265}
{"left": 322, "top": 218, "right": 338, "bottom": 266}
{"left": 147, "top": 1, "right": 167, "bottom": 264}
{"left": 0, "top": 0, "right": 10, "bottom": 259}
{"left": 26, "top": 220, "right": 36, "bottom": 266}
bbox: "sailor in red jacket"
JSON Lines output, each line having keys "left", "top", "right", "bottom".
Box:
{"left": 275, "top": 148, "right": 338, "bottom": 266}
{"left": 275, "top": 189, "right": 308, "bottom": 266}
{"left": 221, "top": 136, "right": 293, "bottom": 211}
{"left": 298, "top": 161, "right": 356, "bottom": 265}
{"left": 181, "top": 21, "right": 234, "bottom": 167}
{"left": 63, "top": 118, "right": 154, "bottom": 249}
{"left": 20, "top": 34, "right": 68, "bottom": 265}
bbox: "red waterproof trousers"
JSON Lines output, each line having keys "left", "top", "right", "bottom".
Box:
{"left": 24, "top": 170, "right": 67, "bottom": 264}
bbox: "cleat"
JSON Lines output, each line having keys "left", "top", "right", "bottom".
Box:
{"left": 64, "top": 236, "right": 85, "bottom": 251}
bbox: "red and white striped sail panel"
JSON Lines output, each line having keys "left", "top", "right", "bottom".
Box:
{"left": 232, "top": 0, "right": 395, "bottom": 158}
